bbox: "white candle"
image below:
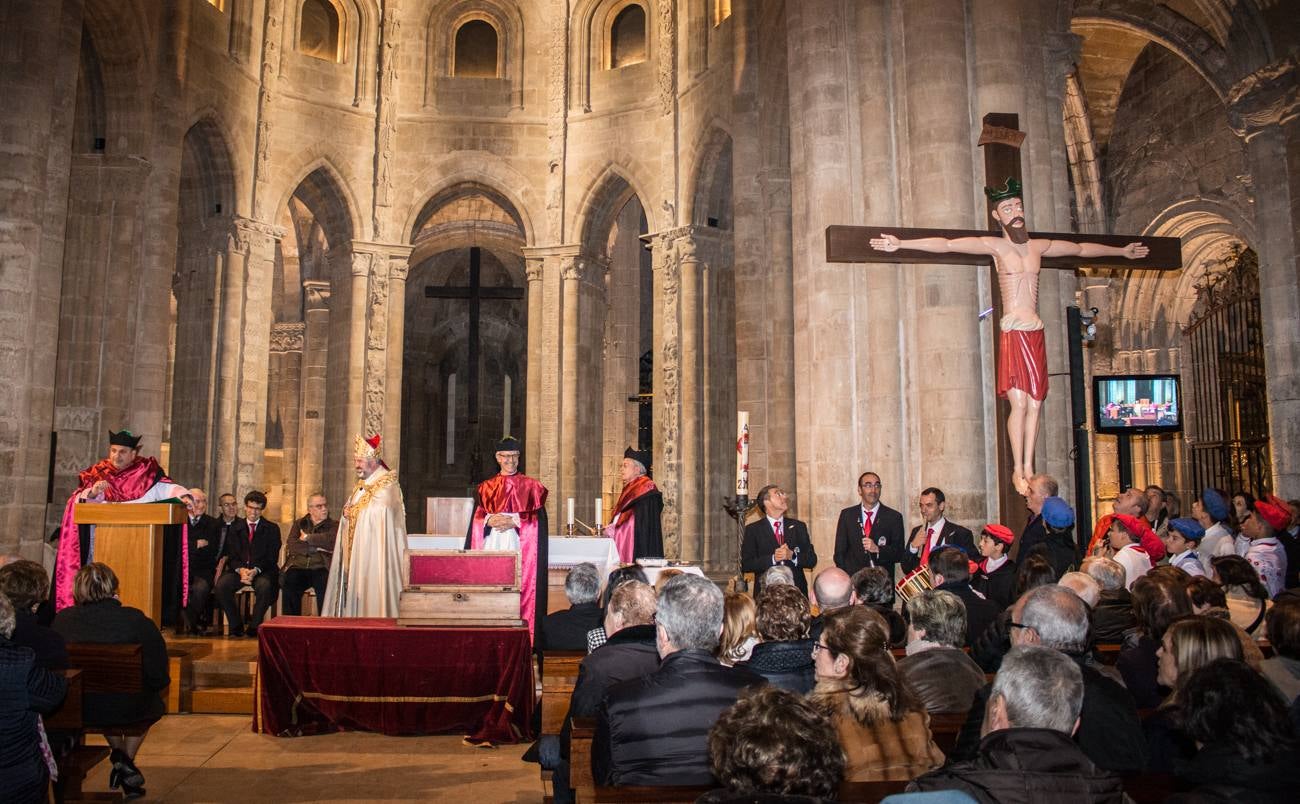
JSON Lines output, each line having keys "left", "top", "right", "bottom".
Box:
{"left": 567, "top": 497, "right": 575, "bottom": 526}
{"left": 736, "top": 411, "right": 750, "bottom": 496}
{"left": 595, "top": 496, "right": 603, "bottom": 526}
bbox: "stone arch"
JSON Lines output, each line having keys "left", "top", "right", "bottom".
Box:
{"left": 78, "top": 0, "right": 154, "bottom": 155}
{"left": 274, "top": 159, "right": 360, "bottom": 251}
{"left": 184, "top": 108, "right": 252, "bottom": 211}
{"left": 608, "top": 2, "right": 649, "bottom": 69}
{"left": 296, "top": 0, "right": 344, "bottom": 62}
{"left": 575, "top": 164, "right": 657, "bottom": 258}
{"left": 688, "top": 125, "right": 734, "bottom": 229}
{"left": 571, "top": 0, "right": 659, "bottom": 110}
{"left": 399, "top": 153, "right": 539, "bottom": 246}
{"left": 1063, "top": 71, "right": 1106, "bottom": 234}
{"left": 424, "top": 0, "right": 526, "bottom": 108}
{"left": 452, "top": 19, "right": 499, "bottom": 77}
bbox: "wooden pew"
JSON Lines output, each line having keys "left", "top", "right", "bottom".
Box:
{"left": 570, "top": 716, "right": 598, "bottom": 803}
{"left": 58, "top": 643, "right": 154, "bottom": 803}
{"left": 927, "top": 711, "right": 969, "bottom": 756}
{"left": 540, "top": 650, "right": 586, "bottom": 735}
{"left": 592, "top": 780, "right": 911, "bottom": 802}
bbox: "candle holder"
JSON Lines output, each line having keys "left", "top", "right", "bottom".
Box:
{"left": 723, "top": 494, "right": 751, "bottom": 592}
{"left": 565, "top": 522, "right": 576, "bottom": 537}
{"left": 594, "top": 524, "right": 605, "bottom": 538}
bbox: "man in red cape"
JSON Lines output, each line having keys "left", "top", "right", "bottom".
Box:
{"left": 604, "top": 447, "right": 664, "bottom": 563}
{"left": 54, "top": 430, "right": 192, "bottom": 611}
{"left": 466, "top": 436, "right": 549, "bottom": 641}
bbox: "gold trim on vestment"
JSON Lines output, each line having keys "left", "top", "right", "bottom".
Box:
{"left": 339, "top": 470, "right": 400, "bottom": 582}
{"left": 301, "top": 691, "right": 511, "bottom": 705}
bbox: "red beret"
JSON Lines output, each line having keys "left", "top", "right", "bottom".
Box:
{"left": 982, "top": 524, "right": 1015, "bottom": 545}
{"left": 1254, "top": 500, "right": 1290, "bottom": 532}
{"left": 1112, "top": 514, "right": 1156, "bottom": 543}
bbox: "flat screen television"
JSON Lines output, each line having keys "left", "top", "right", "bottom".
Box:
{"left": 1093, "top": 374, "right": 1182, "bottom": 435}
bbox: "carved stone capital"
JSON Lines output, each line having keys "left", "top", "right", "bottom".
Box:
{"left": 303, "top": 279, "right": 331, "bottom": 310}
{"left": 270, "top": 322, "right": 305, "bottom": 353}
{"left": 1228, "top": 55, "right": 1300, "bottom": 140}
{"left": 351, "top": 251, "right": 374, "bottom": 277}
{"left": 525, "top": 258, "right": 545, "bottom": 282}
{"left": 561, "top": 255, "right": 607, "bottom": 286}
{"left": 231, "top": 216, "right": 283, "bottom": 258}
{"left": 388, "top": 257, "right": 409, "bottom": 283}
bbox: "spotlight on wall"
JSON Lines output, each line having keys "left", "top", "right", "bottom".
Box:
{"left": 1079, "top": 306, "right": 1100, "bottom": 343}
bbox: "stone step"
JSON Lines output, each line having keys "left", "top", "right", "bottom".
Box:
{"left": 192, "top": 659, "right": 256, "bottom": 689}
{"left": 190, "top": 686, "right": 254, "bottom": 715}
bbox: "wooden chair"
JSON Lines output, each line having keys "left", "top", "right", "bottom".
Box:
{"left": 58, "top": 644, "right": 155, "bottom": 803}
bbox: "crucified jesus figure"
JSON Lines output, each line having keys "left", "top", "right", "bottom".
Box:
{"left": 870, "top": 178, "right": 1149, "bottom": 495}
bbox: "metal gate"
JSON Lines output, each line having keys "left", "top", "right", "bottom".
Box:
{"left": 1182, "top": 248, "right": 1271, "bottom": 496}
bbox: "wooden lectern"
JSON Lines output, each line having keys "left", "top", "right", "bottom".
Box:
{"left": 73, "top": 503, "right": 187, "bottom": 625}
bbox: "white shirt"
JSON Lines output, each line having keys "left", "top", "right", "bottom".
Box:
{"left": 1113, "top": 543, "right": 1152, "bottom": 590}
{"left": 1199, "top": 522, "right": 1235, "bottom": 575}
{"left": 910, "top": 517, "right": 947, "bottom": 555}
{"left": 1170, "top": 549, "right": 1206, "bottom": 578}
{"left": 982, "top": 555, "right": 1009, "bottom": 574}
{"left": 768, "top": 516, "right": 798, "bottom": 565}
{"left": 1246, "top": 537, "right": 1287, "bottom": 599}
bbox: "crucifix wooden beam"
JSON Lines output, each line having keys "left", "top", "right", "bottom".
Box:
{"left": 824, "top": 112, "right": 1184, "bottom": 525}
{"left": 424, "top": 246, "right": 524, "bottom": 479}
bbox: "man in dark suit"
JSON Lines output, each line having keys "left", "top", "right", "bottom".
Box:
{"left": 833, "top": 471, "right": 906, "bottom": 579}
{"left": 181, "top": 488, "right": 224, "bottom": 634}
{"left": 593, "top": 574, "right": 763, "bottom": 788}
{"left": 902, "top": 487, "right": 977, "bottom": 575}
{"left": 214, "top": 490, "right": 282, "bottom": 637}
{"left": 741, "top": 484, "right": 816, "bottom": 597}
{"left": 929, "top": 547, "right": 997, "bottom": 648}
{"left": 1011, "top": 473, "right": 1057, "bottom": 562}
{"left": 540, "top": 562, "right": 604, "bottom": 651}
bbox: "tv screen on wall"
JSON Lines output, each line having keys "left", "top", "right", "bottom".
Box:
{"left": 1093, "top": 374, "right": 1182, "bottom": 435}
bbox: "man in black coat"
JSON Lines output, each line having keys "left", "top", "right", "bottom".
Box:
{"left": 214, "top": 490, "right": 282, "bottom": 637}
{"left": 833, "top": 471, "right": 905, "bottom": 579}
{"left": 593, "top": 574, "right": 764, "bottom": 788}
{"left": 1011, "top": 473, "right": 1057, "bottom": 562}
{"left": 1081, "top": 556, "right": 1135, "bottom": 644}
{"left": 180, "top": 488, "right": 223, "bottom": 634}
{"left": 540, "top": 562, "right": 604, "bottom": 651}
{"left": 929, "top": 547, "right": 998, "bottom": 648}
{"left": 951, "top": 584, "right": 1146, "bottom": 773}
{"left": 902, "top": 487, "right": 977, "bottom": 575}
{"left": 741, "top": 484, "right": 816, "bottom": 597}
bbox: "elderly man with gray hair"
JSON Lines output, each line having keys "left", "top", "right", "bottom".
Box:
{"left": 897, "top": 589, "right": 986, "bottom": 714}
{"left": 593, "top": 574, "right": 764, "bottom": 788}
{"left": 539, "top": 562, "right": 604, "bottom": 651}
{"left": 952, "top": 584, "right": 1147, "bottom": 774}
{"left": 910, "top": 645, "right": 1124, "bottom": 801}
{"left": 1081, "top": 555, "right": 1136, "bottom": 644}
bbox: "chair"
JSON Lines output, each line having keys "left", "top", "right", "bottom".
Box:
{"left": 212, "top": 583, "right": 279, "bottom": 635}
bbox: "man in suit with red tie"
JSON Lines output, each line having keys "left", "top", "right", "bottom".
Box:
{"left": 901, "top": 487, "right": 977, "bottom": 575}
{"left": 741, "top": 485, "right": 816, "bottom": 597}
{"left": 833, "top": 472, "right": 906, "bottom": 579}
{"left": 214, "top": 490, "right": 282, "bottom": 637}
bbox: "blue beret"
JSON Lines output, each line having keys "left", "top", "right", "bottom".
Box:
{"left": 1042, "top": 496, "right": 1075, "bottom": 529}
{"left": 1169, "top": 517, "right": 1205, "bottom": 541}
{"left": 1201, "top": 488, "right": 1228, "bottom": 522}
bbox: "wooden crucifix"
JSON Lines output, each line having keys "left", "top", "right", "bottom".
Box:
{"left": 826, "top": 113, "right": 1182, "bottom": 509}
{"left": 424, "top": 246, "right": 524, "bottom": 480}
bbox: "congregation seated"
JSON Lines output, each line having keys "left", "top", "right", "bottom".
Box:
{"left": 585, "top": 564, "right": 648, "bottom": 653}
{"left": 896, "top": 589, "right": 984, "bottom": 715}
{"left": 737, "top": 584, "right": 815, "bottom": 694}
{"left": 0, "top": 559, "right": 67, "bottom": 670}
{"left": 540, "top": 562, "right": 603, "bottom": 651}
{"left": 759, "top": 564, "right": 796, "bottom": 592}
{"left": 180, "top": 487, "right": 221, "bottom": 634}
{"left": 545, "top": 580, "right": 658, "bottom": 804}
{"left": 717, "top": 592, "right": 758, "bottom": 666}
{"left": 1143, "top": 616, "right": 1243, "bottom": 772}
{"left": 279, "top": 493, "right": 338, "bottom": 618}
{"left": 927, "top": 547, "right": 996, "bottom": 649}
{"left": 851, "top": 567, "right": 906, "bottom": 647}
{"left": 214, "top": 490, "right": 281, "bottom": 638}
{"left": 1185, "top": 575, "right": 1264, "bottom": 668}
{"left": 1119, "top": 573, "right": 1192, "bottom": 709}
{"left": 809, "top": 605, "right": 944, "bottom": 782}
{"left": 698, "top": 685, "right": 844, "bottom": 804}
{"left": 1213, "top": 554, "right": 1272, "bottom": 637}
{"left": 808, "top": 567, "right": 856, "bottom": 642}
{"left": 971, "top": 553, "right": 1056, "bottom": 673}
{"left": 52, "top": 562, "right": 169, "bottom": 798}
{"left": 1169, "top": 658, "right": 1300, "bottom": 800}
{"left": 1261, "top": 596, "right": 1300, "bottom": 704}
{"left": 592, "top": 573, "right": 763, "bottom": 787}
{"left": 954, "top": 584, "right": 1147, "bottom": 773}
{"left": 0, "top": 591, "right": 69, "bottom": 804}
{"left": 909, "top": 645, "right": 1124, "bottom": 802}
{"left": 1082, "top": 556, "right": 1135, "bottom": 644}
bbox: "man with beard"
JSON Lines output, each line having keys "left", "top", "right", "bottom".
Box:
{"left": 871, "top": 178, "right": 1149, "bottom": 494}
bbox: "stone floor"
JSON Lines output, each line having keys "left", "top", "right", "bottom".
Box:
{"left": 82, "top": 714, "right": 545, "bottom": 802}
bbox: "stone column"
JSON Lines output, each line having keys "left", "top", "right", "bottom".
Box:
{"left": 270, "top": 322, "right": 304, "bottom": 522}
{"left": 233, "top": 218, "right": 280, "bottom": 496}
{"left": 0, "top": 0, "right": 84, "bottom": 552}
{"left": 1229, "top": 56, "right": 1300, "bottom": 490}
{"left": 677, "top": 234, "right": 704, "bottom": 563}
{"left": 523, "top": 255, "right": 546, "bottom": 470}
{"left": 652, "top": 232, "right": 683, "bottom": 556}
{"left": 299, "top": 280, "right": 331, "bottom": 507}
{"left": 384, "top": 255, "right": 411, "bottom": 471}
{"left": 558, "top": 254, "right": 606, "bottom": 525}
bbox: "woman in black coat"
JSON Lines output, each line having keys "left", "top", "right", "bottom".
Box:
{"left": 737, "top": 584, "right": 816, "bottom": 694}
{"left": 1, "top": 591, "right": 68, "bottom": 804}
{"left": 53, "top": 563, "right": 169, "bottom": 799}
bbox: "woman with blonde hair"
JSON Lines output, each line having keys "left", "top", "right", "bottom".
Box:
{"left": 1145, "top": 615, "right": 1244, "bottom": 771}
{"left": 809, "top": 605, "right": 944, "bottom": 781}
{"left": 717, "top": 592, "right": 758, "bottom": 666}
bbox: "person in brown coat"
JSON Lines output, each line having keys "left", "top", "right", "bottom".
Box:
{"left": 808, "top": 605, "right": 944, "bottom": 781}
{"left": 898, "top": 589, "right": 986, "bottom": 714}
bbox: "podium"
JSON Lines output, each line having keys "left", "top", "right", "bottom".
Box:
{"left": 73, "top": 503, "right": 187, "bottom": 625}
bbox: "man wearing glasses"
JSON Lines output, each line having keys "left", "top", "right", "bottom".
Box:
{"left": 281, "top": 494, "right": 338, "bottom": 616}
{"left": 214, "top": 490, "right": 282, "bottom": 637}
{"left": 833, "top": 472, "right": 905, "bottom": 580}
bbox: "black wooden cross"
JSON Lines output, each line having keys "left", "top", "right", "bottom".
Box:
{"left": 424, "top": 246, "right": 524, "bottom": 479}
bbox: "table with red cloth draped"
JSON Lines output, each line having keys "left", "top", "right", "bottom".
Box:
{"left": 254, "top": 616, "right": 533, "bottom": 742}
